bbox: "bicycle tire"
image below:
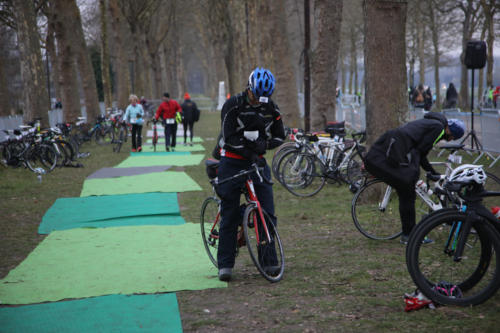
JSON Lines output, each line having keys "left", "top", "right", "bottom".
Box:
{"left": 243, "top": 205, "right": 284, "bottom": 282}
{"left": 56, "top": 139, "right": 75, "bottom": 162}
{"left": 98, "top": 127, "right": 113, "bottom": 145}
{"left": 26, "top": 144, "right": 57, "bottom": 173}
{"left": 484, "top": 172, "right": 500, "bottom": 212}
{"left": 271, "top": 142, "right": 296, "bottom": 180}
{"left": 351, "top": 179, "right": 402, "bottom": 240}
{"left": 407, "top": 211, "right": 500, "bottom": 306}
{"left": 346, "top": 150, "right": 365, "bottom": 186}
{"left": 278, "top": 150, "right": 326, "bottom": 197}
{"left": 200, "top": 197, "right": 221, "bottom": 268}
{"left": 113, "top": 127, "right": 125, "bottom": 153}
{"left": 53, "top": 141, "right": 68, "bottom": 167}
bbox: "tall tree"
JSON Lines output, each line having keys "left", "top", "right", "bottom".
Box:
{"left": 108, "top": 0, "right": 130, "bottom": 109}
{"left": 45, "top": 22, "right": 60, "bottom": 105}
{"left": 364, "top": 0, "right": 408, "bottom": 144}
{"left": 11, "top": 0, "right": 49, "bottom": 126}
{"left": 480, "top": 0, "right": 498, "bottom": 88}
{"left": 69, "top": 0, "right": 100, "bottom": 121}
{"left": 269, "top": 0, "right": 301, "bottom": 127}
{"left": 99, "top": 0, "right": 113, "bottom": 109}
{"left": 48, "top": 0, "right": 81, "bottom": 122}
{"left": 310, "top": 0, "right": 343, "bottom": 130}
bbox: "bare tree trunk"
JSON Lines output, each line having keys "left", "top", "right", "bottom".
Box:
{"left": 49, "top": 0, "right": 81, "bottom": 122}
{"left": 481, "top": 0, "right": 496, "bottom": 88}
{"left": 416, "top": 2, "right": 425, "bottom": 85}
{"left": 311, "top": 0, "right": 343, "bottom": 130}
{"left": 477, "top": 25, "right": 487, "bottom": 103}
{"left": 0, "top": 51, "right": 10, "bottom": 116}
{"left": 46, "top": 23, "right": 60, "bottom": 106}
{"left": 269, "top": 0, "right": 300, "bottom": 127}
{"left": 67, "top": 0, "right": 100, "bottom": 121}
{"left": 109, "top": 0, "right": 130, "bottom": 109}
{"left": 12, "top": 0, "right": 50, "bottom": 126}
{"left": 364, "top": 0, "right": 408, "bottom": 145}
{"left": 348, "top": 27, "right": 356, "bottom": 94}
{"left": 426, "top": 0, "right": 440, "bottom": 109}
{"left": 100, "top": 0, "right": 113, "bottom": 109}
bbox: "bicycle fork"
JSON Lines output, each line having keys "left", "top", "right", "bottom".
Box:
{"left": 379, "top": 185, "right": 392, "bottom": 212}
{"left": 444, "top": 208, "right": 476, "bottom": 262}
{"left": 245, "top": 179, "right": 272, "bottom": 245}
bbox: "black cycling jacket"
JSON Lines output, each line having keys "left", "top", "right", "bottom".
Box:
{"left": 220, "top": 91, "right": 285, "bottom": 159}
{"left": 370, "top": 112, "right": 447, "bottom": 173}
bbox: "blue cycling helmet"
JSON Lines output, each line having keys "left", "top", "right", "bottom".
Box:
{"left": 248, "top": 67, "right": 275, "bottom": 98}
{"left": 447, "top": 118, "right": 465, "bottom": 139}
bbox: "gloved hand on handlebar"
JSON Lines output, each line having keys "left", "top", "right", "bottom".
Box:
{"left": 244, "top": 138, "right": 267, "bottom": 155}
{"left": 251, "top": 153, "right": 266, "bottom": 168}
{"left": 426, "top": 171, "right": 441, "bottom": 182}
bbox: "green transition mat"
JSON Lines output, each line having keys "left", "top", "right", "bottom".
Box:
{"left": 80, "top": 171, "right": 201, "bottom": 197}
{"left": 142, "top": 144, "right": 205, "bottom": 153}
{"left": 86, "top": 166, "right": 172, "bottom": 179}
{"left": 39, "top": 193, "right": 181, "bottom": 233}
{"left": 0, "top": 293, "right": 183, "bottom": 333}
{"left": 0, "top": 224, "right": 226, "bottom": 305}
{"left": 147, "top": 136, "right": 203, "bottom": 143}
{"left": 130, "top": 151, "right": 191, "bottom": 157}
{"left": 116, "top": 154, "right": 204, "bottom": 168}
{"left": 39, "top": 214, "right": 185, "bottom": 234}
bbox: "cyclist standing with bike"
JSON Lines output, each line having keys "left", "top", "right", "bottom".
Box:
{"left": 364, "top": 112, "right": 465, "bottom": 244}
{"left": 155, "top": 92, "right": 182, "bottom": 152}
{"left": 124, "top": 94, "right": 145, "bottom": 152}
{"left": 216, "top": 67, "right": 285, "bottom": 281}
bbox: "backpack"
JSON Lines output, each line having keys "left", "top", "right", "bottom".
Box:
{"left": 194, "top": 107, "right": 200, "bottom": 122}
{"left": 415, "top": 91, "right": 424, "bottom": 103}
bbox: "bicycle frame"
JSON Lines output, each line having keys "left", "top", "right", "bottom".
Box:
{"left": 245, "top": 178, "right": 272, "bottom": 245}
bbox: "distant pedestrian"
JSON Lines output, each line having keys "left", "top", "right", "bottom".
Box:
{"left": 54, "top": 98, "right": 62, "bottom": 109}
{"left": 181, "top": 92, "right": 200, "bottom": 146}
{"left": 443, "top": 83, "right": 458, "bottom": 109}
{"left": 424, "top": 87, "right": 433, "bottom": 111}
{"left": 155, "top": 92, "right": 182, "bottom": 152}
{"left": 412, "top": 84, "right": 426, "bottom": 108}
{"left": 124, "top": 94, "right": 144, "bottom": 152}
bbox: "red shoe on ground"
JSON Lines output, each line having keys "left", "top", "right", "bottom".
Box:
{"left": 138, "top": 146, "right": 142, "bottom": 152}
{"left": 132, "top": 148, "right": 137, "bottom": 152}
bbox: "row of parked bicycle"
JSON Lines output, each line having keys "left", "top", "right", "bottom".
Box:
{"left": 0, "top": 109, "right": 135, "bottom": 174}
{"left": 270, "top": 121, "right": 500, "bottom": 306}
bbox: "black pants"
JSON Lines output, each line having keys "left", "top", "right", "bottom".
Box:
{"left": 217, "top": 157, "right": 277, "bottom": 269}
{"left": 131, "top": 124, "right": 142, "bottom": 149}
{"left": 364, "top": 148, "right": 419, "bottom": 236}
{"left": 164, "top": 122, "right": 177, "bottom": 148}
{"left": 183, "top": 120, "right": 194, "bottom": 143}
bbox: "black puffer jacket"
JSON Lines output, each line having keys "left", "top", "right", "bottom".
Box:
{"left": 219, "top": 91, "right": 285, "bottom": 160}
{"left": 181, "top": 99, "right": 199, "bottom": 123}
{"left": 369, "top": 112, "right": 447, "bottom": 174}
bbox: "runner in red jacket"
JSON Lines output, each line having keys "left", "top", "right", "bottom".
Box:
{"left": 155, "top": 92, "right": 182, "bottom": 151}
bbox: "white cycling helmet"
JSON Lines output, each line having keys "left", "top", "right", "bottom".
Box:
{"left": 449, "top": 164, "right": 487, "bottom": 185}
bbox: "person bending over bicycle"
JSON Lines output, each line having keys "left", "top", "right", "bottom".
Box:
{"left": 364, "top": 112, "right": 465, "bottom": 244}
{"left": 215, "top": 67, "right": 286, "bottom": 281}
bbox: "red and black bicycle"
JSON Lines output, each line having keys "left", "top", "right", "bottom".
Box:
{"left": 200, "top": 160, "right": 285, "bottom": 282}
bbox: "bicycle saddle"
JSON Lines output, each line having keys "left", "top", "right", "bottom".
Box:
{"left": 205, "top": 159, "right": 219, "bottom": 180}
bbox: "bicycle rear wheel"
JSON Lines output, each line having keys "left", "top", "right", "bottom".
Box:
{"left": 271, "top": 142, "right": 296, "bottom": 180}
{"left": 484, "top": 172, "right": 500, "bottom": 211}
{"left": 278, "top": 150, "right": 326, "bottom": 197}
{"left": 351, "top": 179, "right": 402, "bottom": 240}
{"left": 243, "top": 205, "right": 284, "bottom": 282}
{"left": 26, "top": 144, "right": 57, "bottom": 173}
{"left": 407, "top": 211, "right": 500, "bottom": 306}
{"left": 200, "top": 197, "right": 221, "bottom": 268}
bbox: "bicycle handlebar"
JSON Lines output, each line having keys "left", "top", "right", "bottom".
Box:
{"left": 213, "top": 163, "right": 273, "bottom": 186}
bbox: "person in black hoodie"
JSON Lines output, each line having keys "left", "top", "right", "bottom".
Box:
{"left": 181, "top": 93, "right": 200, "bottom": 145}
{"left": 364, "top": 113, "right": 465, "bottom": 244}
{"left": 444, "top": 83, "right": 458, "bottom": 109}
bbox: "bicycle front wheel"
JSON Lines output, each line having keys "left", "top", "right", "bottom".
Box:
{"left": 200, "top": 197, "right": 221, "bottom": 268}
{"left": 243, "top": 205, "right": 284, "bottom": 282}
{"left": 351, "top": 179, "right": 402, "bottom": 240}
{"left": 278, "top": 150, "right": 326, "bottom": 197}
{"left": 407, "top": 211, "right": 500, "bottom": 306}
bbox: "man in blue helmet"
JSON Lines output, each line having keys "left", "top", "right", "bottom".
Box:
{"left": 216, "top": 67, "right": 286, "bottom": 281}
{"left": 364, "top": 113, "right": 465, "bottom": 244}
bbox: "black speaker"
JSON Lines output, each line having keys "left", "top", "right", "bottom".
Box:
{"left": 465, "top": 40, "right": 487, "bottom": 69}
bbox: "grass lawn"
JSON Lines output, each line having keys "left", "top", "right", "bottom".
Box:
{"left": 2, "top": 112, "right": 500, "bottom": 332}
